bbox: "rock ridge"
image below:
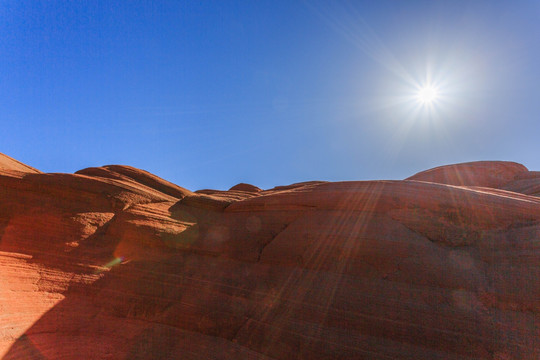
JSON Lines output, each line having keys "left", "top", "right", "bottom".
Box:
{"left": 0, "top": 153, "right": 538, "bottom": 359}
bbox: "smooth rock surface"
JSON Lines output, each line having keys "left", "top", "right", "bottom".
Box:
{"left": 0, "top": 153, "right": 41, "bottom": 175}
{"left": 406, "top": 161, "right": 527, "bottom": 188}
{"left": 1, "top": 153, "right": 538, "bottom": 359}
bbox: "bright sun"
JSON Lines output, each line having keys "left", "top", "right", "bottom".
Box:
{"left": 417, "top": 85, "right": 438, "bottom": 104}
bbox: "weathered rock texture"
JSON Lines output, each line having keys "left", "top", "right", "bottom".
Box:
{"left": 0, "top": 154, "right": 539, "bottom": 359}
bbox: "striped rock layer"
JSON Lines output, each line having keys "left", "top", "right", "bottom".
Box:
{"left": 1, "top": 153, "right": 539, "bottom": 359}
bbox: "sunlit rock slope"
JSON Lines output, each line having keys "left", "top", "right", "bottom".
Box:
{"left": 1, "top": 153, "right": 539, "bottom": 359}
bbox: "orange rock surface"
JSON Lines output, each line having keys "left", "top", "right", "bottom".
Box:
{"left": 0, "top": 153, "right": 539, "bottom": 359}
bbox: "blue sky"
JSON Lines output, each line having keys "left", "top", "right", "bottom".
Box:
{"left": 2, "top": 1, "right": 539, "bottom": 190}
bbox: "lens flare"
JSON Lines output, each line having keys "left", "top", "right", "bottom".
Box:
{"left": 94, "top": 256, "right": 125, "bottom": 274}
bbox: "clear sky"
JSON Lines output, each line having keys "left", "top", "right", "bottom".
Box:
{"left": 2, "top": 1, "right": 539, "bottom": 190}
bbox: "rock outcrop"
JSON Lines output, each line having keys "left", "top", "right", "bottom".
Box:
{"left": 0, "top": 154, "right": 538, "bottom": 359}
{"left": 0, "top": 153, "right": 41, "bottom": 175}
{"left": 406, "top": 160, "right": 528, "bottom": 188}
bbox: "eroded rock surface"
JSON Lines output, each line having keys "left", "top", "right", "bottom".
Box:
{"left": 406, "top": 160, "right": 527, "bottom": 188}
{"left": 1, "top": 154, "right": 538, "bottom": 359}
{"left": 0, "top": 153, "right": 41, "bottom": 175}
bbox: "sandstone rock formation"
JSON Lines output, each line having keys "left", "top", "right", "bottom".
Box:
{"left": 405, "top": 160, "right": 528, "bottom": 188}
{"left": 0, "top": 153, "right": 41, "bottom": 175}
{"left": 0, "top": 154, "right": 538, "bottom": 359}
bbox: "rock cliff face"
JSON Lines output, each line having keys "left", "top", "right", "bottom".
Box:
{"left": 0, "top": 153, "right": 539, "bottom": 359}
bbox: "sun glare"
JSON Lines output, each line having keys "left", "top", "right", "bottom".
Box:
{"left": 417, "top": 85, "right": 438, "bottom": 104}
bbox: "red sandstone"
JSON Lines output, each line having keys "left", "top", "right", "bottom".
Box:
{"left": 0, "top": 154, "right": 538, "bottom": 359}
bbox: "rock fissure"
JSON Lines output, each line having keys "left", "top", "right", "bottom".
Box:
{"left": 256, "top": 222, "right": 294, "bottom": 262}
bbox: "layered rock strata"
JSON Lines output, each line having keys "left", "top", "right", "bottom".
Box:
{"left": 0, "top": 154, "right": 538, "bottom": 359}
